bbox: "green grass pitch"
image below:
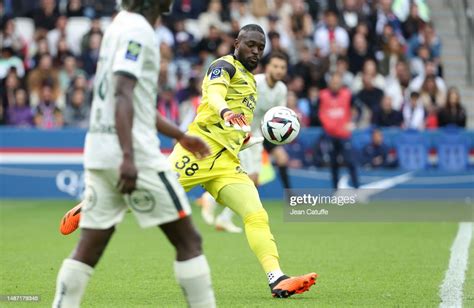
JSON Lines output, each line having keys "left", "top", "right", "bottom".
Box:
{"left": 0, "top": 200, "right": 472, "bottom": 307}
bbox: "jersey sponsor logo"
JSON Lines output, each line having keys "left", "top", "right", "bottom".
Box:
{"left": 125, "top": 40, "right": 142, "bottom": 61}
{"left": 242, "top": 95, "right": 256, "bottom": 111}
{"left": 209, "top": 67, "right": 223, "bottom": 80}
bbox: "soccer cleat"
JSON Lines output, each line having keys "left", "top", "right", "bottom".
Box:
{"left": 59, "top": 203, "right": 83, "bottom": 235}
{"left": 215, "top": 216, "right": 243, "bottom": 233}
{"left": 270, "top": 273, "right": 318, "bottom": 298}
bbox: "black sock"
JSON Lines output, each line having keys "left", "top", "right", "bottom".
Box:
{"left": 278, "top": 166, "right": 291, "bottom": 189}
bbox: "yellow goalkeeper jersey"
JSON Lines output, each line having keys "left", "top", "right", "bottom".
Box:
{"left": 188, "top": 55, "right": 257, "bottom": 158}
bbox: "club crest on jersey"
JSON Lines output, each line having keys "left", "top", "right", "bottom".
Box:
{"left": 125, "top": 40, "right": 142, "bottom": 61}
{"left": 210, "top": 67, "right": 223, "bottom": 80}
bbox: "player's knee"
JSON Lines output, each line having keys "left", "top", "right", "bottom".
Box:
{"left": 243, "top": 209, "right": 269, "bottom": 228}
{"left": 72, "top": 228, "right": 115, "bottom": 267}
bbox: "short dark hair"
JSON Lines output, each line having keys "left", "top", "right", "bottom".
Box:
{"left": 240, "top": 24, "right": 265, "bottom": 36}
{"left": 267, "top": 52, "right": 288, "bottom": 64}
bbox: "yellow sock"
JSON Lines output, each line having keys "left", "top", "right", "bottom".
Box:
{"left": 216, "top": 184, "right": 280, "bottom": 273}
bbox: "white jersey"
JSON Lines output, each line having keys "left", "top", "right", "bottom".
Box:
{"left": 84, "top": 10, "right": 168, "bottom": 171}
{"left": 251, "top": 74, "right": 288, "bottom": 136}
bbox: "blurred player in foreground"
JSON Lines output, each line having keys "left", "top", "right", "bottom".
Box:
{"left": 199, "top": 52, "right": 290, "bottom": 233}
{"left": 52, "top": 1, "right": 216, "bottom": 307}
{"left": 60, "top": 24, "right": 317, "bottom": 298}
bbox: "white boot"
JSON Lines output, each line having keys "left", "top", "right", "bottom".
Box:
{"left": 215, "top": 208, "right": 242, "bottom": 233}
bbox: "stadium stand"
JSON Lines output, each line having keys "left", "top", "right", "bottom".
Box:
{"left": 0, "top": 0, "right": 473, "bottom": 187}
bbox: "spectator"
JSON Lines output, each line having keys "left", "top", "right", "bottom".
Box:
{"left": 407, "top": 22, "right": 441, "bottom": 63}
{"left": 1, "top": 69, "right": 22, "bottom": 117}
{"left": 307, "top": 86, "right": 321, "bottom": 127}
{"left": 409, "top": 60, "right": 446, "bottom": 93}
{"left": 326, "top": 55, "right": 354, "bottom": 87}
{"left": 31, "top": 37, "right": 51, "bottom": 69}
{"left": 385, "top": 60, "right": 411, "bottom": 110}
{"left": 33, "top": 81, "right": 63, "bottom": 129}
{"left": 0, "top": 47, "right": 25, "bottom": 79}
{"left": 0, "top": 17, "right": 26, "bottom": 58}
{"left": 47, "top": 15, "right": 68, "bottom": 57}
{"left": 288, "top": 0, "right": 313, "bottom": 40}
{"left": 361, "top": 129, "right": 397, "bottom": 168}
{"left": 292, "top": 46, "right": 325, "bottom": 90}
{"left": 58, "top": 54, "right": 85, "bottom": 93}
{"left": 26, "top": 53, "right": 61, "bottom": 108}
{"left": 378, "top": 35, "right": 406, "bottom": 77}
{"left": 373, "top": 0, "right": 403, "bottom": 38}
{"left": 28, "top": 0, "right": 59, "bottom": 33}
{"left": 339, "top": 0, "right": 366, "bottom": 35}
{"left": 54, "top": 38, "right": 73, "bottom": 67}
{"left": 66, "top": 74, "right": 91, "bottom": 105}
{"left": 409, "top": 44, "right": 431, "bottom": 77}
{"left": 80, "top": 32, "right": 101, "bottom": 77}
{"left": 402, "top": 2, "right": 425, "bottom": 39}
{"left": 437, "top": 87, "right": 467, "bottom": 128}
{"left": 155, "top": 17, "right": 174, "bottom": 49}
{"left": 197, "top": 0, "right": 228, "bottom": 36}
{"left": 402, "top": 91, "right": 425, "bottom": 130}
{"left": 263, "top": 31, "right": 289, "bottom": 65}
{"left": 419, "top": 74, "right": 445, "bottom": 107}
{"left": 173, "top": 19, "right": 196, "bottom": 61}
{"left": 354, "top": 72, "right": 384, "bottom": 117}
{"left": 196, "top": 25, "right": 222, "bottom": 55}
{"left": 80, "top": 17, "right": 103, "bottom": 54}
{"left": 348, "top": 32, "right": 375, "bottom": 74}
{"left": 66, "top": 0, "right": 85, "bottom": 17}
{"left": 7, "top": 88, "right": 34, "bottom": 127}
{"left": 287, "top": 90, "right": 308, "bottom": 127}
{"left": 352, "top": 58, "right": 385, "bottom": 93}
{"left": 319, "top": 73, "right": 359, "bottom": 189}
{"left": 171, "top": 0, "right": 207, "bottom": 20}
{"left": 393, "top": 0, "right": 430, "bottom": 23}
{"left": 314, "top": 9, "right": 349, "bottom": 58}
{"left": 157, "top": 87, "right": 180, "bottom": 125}
{"left": 64, "top": 88, "right": 89, "bottom": 128}
{"left": 371, "top": 95, "right": 403, "bottom": 127}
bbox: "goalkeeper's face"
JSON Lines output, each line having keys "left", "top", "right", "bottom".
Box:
{"left": 235, "top": 31, "right": 266, "bottom": 72}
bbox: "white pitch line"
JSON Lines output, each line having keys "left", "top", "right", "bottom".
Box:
{"left": 439, "top": 222, "right": 473, "bottom": 307}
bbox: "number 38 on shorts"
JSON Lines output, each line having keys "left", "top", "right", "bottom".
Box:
{"left": 175, "top": 155, "right": 200, "bottom": 176}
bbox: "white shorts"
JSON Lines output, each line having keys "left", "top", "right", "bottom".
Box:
{"left": 79, "top": 168, "right": 191, "bottom": 229}
{"left": 238, "top": 143, "right": 263, "bottom": 175}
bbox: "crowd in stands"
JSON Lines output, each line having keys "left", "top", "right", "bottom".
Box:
{"left": 0, "top": 0, "right": 468, "bottom": 133}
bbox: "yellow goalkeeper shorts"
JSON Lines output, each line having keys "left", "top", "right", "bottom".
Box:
{"left": 168, "top": 135, "right": 254, "bottom": 199}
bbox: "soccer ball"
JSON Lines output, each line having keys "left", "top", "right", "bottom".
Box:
{"left": 261, "top": 106, "right": 300, "bottom": 145}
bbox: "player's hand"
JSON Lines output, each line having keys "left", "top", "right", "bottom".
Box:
{"left": 222, "top": 110, "right": 250, "bottom": 132}
{"left": 117, "top": 157, "right": 138, "bottom": 194}
{"left": 178, "top": 134, "right": 211, "bottom": 159}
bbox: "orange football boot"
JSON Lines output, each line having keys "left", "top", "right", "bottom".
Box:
{"left": 59, "top": 202, "right": 83, "bottom": 235}
{"left": 270, "top": 273, "right": 318, "bottom": 298}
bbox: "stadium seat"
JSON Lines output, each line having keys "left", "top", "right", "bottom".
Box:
{"left": 436, "top": 129, "right": 469, "bottom": 171}
{"left": 66, "top": 17, "right": 91, "bottom": 55}
{"left": 396, "top": 130, "right": 429, "bottom": 170}
{"left": 14, "top": 17, "right": 35, "bottom": 46}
